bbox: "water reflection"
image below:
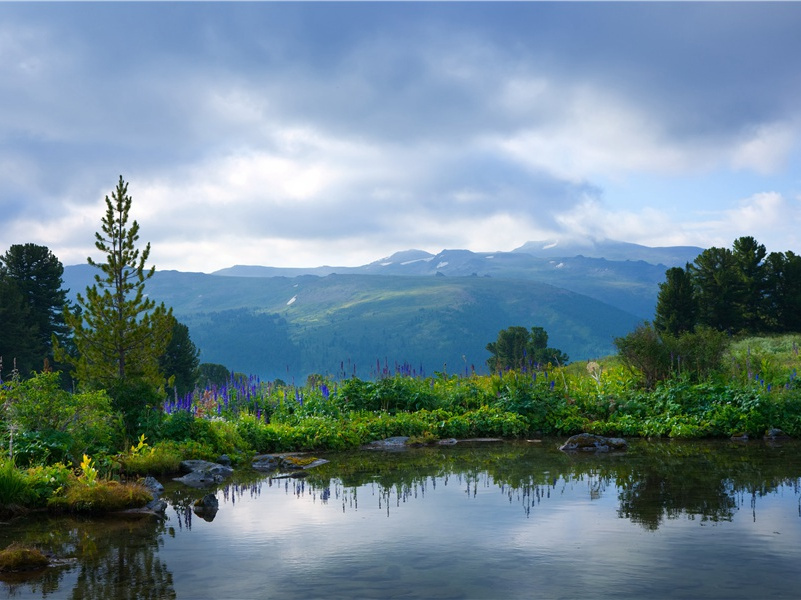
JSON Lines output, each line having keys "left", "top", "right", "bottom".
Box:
{"left": 2, "top": 439, "right": 801, "bottom": 599}
{"left": 0, "top": 516, "right": 175, "bottom": 599}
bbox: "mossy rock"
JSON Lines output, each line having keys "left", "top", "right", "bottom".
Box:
{"left": 0, "top": 543, "right": 49, "bottom": 572}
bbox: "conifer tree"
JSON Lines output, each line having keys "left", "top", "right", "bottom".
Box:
{"left": 654, "top": 265, "right": 697, "bottom": 336}
{"left": 0, "top": 277, "right": 39, "bottom": 379}
{"left": 0, "top": 243, "right": 71, "bottom": 374}
{"left": 57, "top": 176, "right": 173, "bottom": 392}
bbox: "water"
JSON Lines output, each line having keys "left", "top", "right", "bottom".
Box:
{"left": 2, "top": 438, "right": 801, "bottom": 599}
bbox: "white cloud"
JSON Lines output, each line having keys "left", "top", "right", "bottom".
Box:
{"left": 730, "top": 122, "right": 797, "bottom": 175}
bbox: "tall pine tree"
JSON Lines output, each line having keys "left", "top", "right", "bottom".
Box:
{"left": 57, "top": 176, "right": 173, "bottom": 392}
{"left": 654, "top": 265, "right": 697, "bottom": 336}
{"left": 0, "top": 244, "right": 71, "bottom": 374}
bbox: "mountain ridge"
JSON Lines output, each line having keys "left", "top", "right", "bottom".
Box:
{"left": 61, "top": 240, "right": 702, "bottom": 380}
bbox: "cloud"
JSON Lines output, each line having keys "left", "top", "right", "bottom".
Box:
{"left": 2, "top": 3, "right": 801, "bottom": 270}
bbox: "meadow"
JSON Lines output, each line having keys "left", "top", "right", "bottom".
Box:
{"left": 2, "top": 334, "right": 801, "bottom": 515}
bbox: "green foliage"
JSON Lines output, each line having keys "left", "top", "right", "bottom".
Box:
{"left": 762, "top": 251, "right": 801, "bottom": 332}
{"left": 0, "top": 459, "right": 30, "bottom": 508}
{"left": 23, "top": 463, "right": 71, "bottom": 506}
{"left": 118, "top": 440, "right": 183, "bottom": 475}
{"left": 106, "top": 378, "right": 163, "bottom": 439}
{"left": 2, "top": 371, "right": 120, "bottom": 464}
{"left": 57, "top": 176, "right": 173, "bottom": 392}
{"left": 615, "top": 323, "right": 728, "bottom": 388}
{"left": 160, "top": 318, "right": 200, "bottom": 398}
{"left": 0, "top": 279, "right": 39, "bottom": 379}
{"left": 0, "top": 243, "right": 71, "bottom": 379}
{"left": 197, "top": 363, "right": 231, "bottom": 388}
{"left": 654, "top": 265, "right": 696, "bottom": 336}
{"left": 48, "top": 477, "right": 152, "bottom": 513}
{"left": 486, "top": 325, "right": 569, "bottom": 372}
{"left": 658, "top": 237, "right": 801, "bottom": 337}
{"left": 337, "top": 376, "right": 438, "bottom": 413}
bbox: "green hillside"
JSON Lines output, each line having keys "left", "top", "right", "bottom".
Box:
{"left": 149, "top": 271, "right": 639, "bottom": 379}
{"left": 63, "top": 266, "right": 641, "bottom": 380}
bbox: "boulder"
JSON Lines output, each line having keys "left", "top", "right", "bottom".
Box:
{"left": 144, "top": 498, "right": 168, "bottom": 515}
{"left": 363, "top": 436, "right": 411, "bottom": 450}
{"left": 141, "top": 476, "right": 164, "bottom": 498}
{"left": 174, "top": 460, "right": 233, "bottom": 488}
{"left": 252, "top": 453, "right": 328, "bottom": 472}
{"left": 193, "top": 493, "right": 219, "bottom": 522}
{"left": 764, "top": 428, "right": 789, "bottom": 440}
{"left": 559, "top": 433, "right": 627, "bottom": 453}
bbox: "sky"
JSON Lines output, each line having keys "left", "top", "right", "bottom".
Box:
{"left": 2, "top": 2, "right": 801, "bottom": 273}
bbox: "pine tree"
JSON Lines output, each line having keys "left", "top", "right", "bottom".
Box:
{"left": 0, "top": 244, "right": 71, "bottom": 373}
{"left": 731, "top": 236, "right": 767, "bottom": 332}
{"left": 159, "top": 318, "right": 200, "bottom": 398}
{"left": 689, "top": 246, "right": 741, "bottom": 332}
{"left": 763, "top": 250, "right": 801, "bottom": 332}
{"left": 0, "top": 277, "right": 39, "bottom": 379}
{"left": 654, "top": 265, "right": 697, "bottom": 335}
{"left": 486, "top": 325, "right": 568, "bottom": 372}
{"left": 57, "top": 176, "right": 173, "bottom": 392}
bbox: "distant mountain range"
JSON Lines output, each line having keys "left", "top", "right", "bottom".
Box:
{"left": 62, "top": 239, "right": 704, "bottom": 381}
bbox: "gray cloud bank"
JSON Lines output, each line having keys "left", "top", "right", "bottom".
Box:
{"left": 1, "top": 3, "right": 800, "bottom": 271}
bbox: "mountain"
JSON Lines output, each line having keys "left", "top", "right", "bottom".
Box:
{"left": 512, "top": 239, "right": 703, "bottom": 266}
{"left": 61, "top": 239, "right": 703, "bottom": 381}
{"left": 62, "top": 268, "right": 640, "bottom": 381}
{"left": 213, "top": 246, "right": 688, "bottom": 319}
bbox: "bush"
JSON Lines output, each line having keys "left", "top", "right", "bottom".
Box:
{"left": 3, "top": 371, "right": 121, "bottom": 464}
{"left": 118, "top": 440, "right": 184, "bottom": 476}
{"left": 23, "top": 463, "right": 71, "bottom": 507}
{"left": 0, "top": 460, "right": 30, "bottom": 509}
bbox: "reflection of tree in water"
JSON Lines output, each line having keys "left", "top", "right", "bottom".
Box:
{"left": 227, "top": 440, "right": 801, "bottom": 530}
{"left": 69, "top": 517, "right": 175, "bottom": 600}
{"left": 0, "top": 516, "right": 176, "bottom": 599}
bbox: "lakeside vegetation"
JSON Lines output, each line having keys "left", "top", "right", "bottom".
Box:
{"left": 2, "top": 177, "right": 801, "bottom": 517}
{"left": 2, "top": 331, "right": 801, "bottom": 514}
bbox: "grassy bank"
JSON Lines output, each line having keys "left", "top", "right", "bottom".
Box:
{"left": 2, "top": 334, "right": 801, "bottom": 511}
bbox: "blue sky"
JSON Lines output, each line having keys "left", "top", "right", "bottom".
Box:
{"left": 2, "top": 2, "right": 800, "bottom": 272}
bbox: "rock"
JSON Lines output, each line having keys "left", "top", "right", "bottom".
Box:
{"left": 217, "top": 454, "right": 232, "bottom": 466}
{"left": 192, "top": 494, "right": 219, "bottom": 522}
{"left": 731, "top": 432, "right": 749, "bottom": 442}
{"left": 363, "top": 436, "right": 410, "bottom": 450}
{"left": 252, "top": 453, "right": 329, "bottom": 472}
{"left": 764, "top": 428, "right": 789, "bottom": 440}
{"left": 144, "top": 498, "right": 168, "bottom": 515}
{"left": 174, "top": 460, "right": 233, "bottom": 488}
{"left": 141, "top": 476, "right": 164, "bottom": 498}
{"left": 437, "top": 438, "right": 458, "bottom": 445}
{"left": 252, "top": 455, "right": 283, "bottom": 471}
{"left": 559, "top": 433, "right": 627, "bottom": 453}
{"left": 193, "top": 493, "right": 219, "bottom": 511}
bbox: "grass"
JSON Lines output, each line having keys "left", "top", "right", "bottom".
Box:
{"left": 48, "top": 478, "right": 152, "bottom": 514}
{"left": 0, "top": 459, "right": 30, "bottom": 510}
{"left": 0, "top": 543, "right": 49, "bottom": 572}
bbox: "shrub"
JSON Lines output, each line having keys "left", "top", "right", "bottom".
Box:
{"left": 0, "top": 460, "right": 30, "bottom": 509}
{"left": 118, "top": 440, "right": 184, "bottom": 476}
{"left": 23, "top": 463, "right": 71, "bottom": 507}
{"left": 3, "top": 371, "right": 121, "bottom": 465}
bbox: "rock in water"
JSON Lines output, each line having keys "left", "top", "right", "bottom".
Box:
{"left": 559, "top": 433, "right": 627, "bottom": 453}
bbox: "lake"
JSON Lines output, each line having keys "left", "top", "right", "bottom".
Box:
{"left": 2, "top": 438, "right": 801, "bottom": 599}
